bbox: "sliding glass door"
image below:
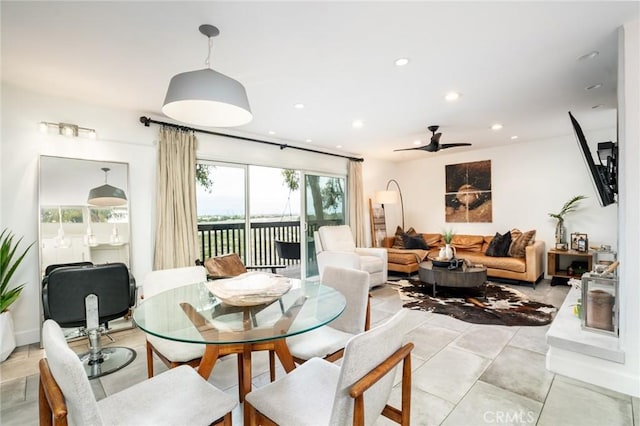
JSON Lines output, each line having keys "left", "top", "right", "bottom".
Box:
{"left": 304, "top": 173, "right": 346, "bottom": 278}
{"left": 196, "top": 162, "right": 345, "bottom": 279}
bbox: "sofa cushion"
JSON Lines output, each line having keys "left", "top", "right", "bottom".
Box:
{"left": 485, "top": 231, "right": 512, "bottom": 257}
{"left": 402, "top": 234, "right": 428, "bottom": 249}
{"left": 458, "top": 251, "right": 526, "bottom": 273}
{"left": 509, "top": 229, "right": 536, "bottom": 258}
{"left": 421, "top": 233, "right": 443, "bottom": 247}
{"left": 451, "top": 235, "right": 484, "bottom": 252}
{"left": 392, "top": 226, "right": 417, "bottom": 248}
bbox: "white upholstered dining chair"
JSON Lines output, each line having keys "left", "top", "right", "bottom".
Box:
{"left": 245, "top": 309, "right": 413, "bottom": 426}
{"left": 314, "top": 225, "right": 387, "bottom": 287}
{"left": 141, "top": 266, "right": 207, "bottom": 378}
{"left": 286, "top": 266, "right": 370, "bottom": 364}
{"left": 39, "top": 319, "right": 237, "bottom": 426}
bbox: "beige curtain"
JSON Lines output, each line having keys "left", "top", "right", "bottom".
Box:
{"left": 348, "top": 160, "right": 366, "bottom": 246}
{"left": 153, "top": 127, "right": 199, "bottom": 269}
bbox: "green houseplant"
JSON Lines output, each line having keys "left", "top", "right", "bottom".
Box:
{"left": 548, "top": 195, "right": 587, "bottom": 244}
{"left": 1, "top": 229, "right": 34, "bottom": 362}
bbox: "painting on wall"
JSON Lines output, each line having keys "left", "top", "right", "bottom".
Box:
{"left": 445, "top": 160, "right": 492, "bottom": 223}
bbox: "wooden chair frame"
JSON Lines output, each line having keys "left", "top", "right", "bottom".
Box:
{"left": 38, "top": 358, "right": 232, "bottom": 426}
{"left": 247, "top": 342, "right": 414, "bottom": 426}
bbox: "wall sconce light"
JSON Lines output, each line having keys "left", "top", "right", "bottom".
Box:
{"left": 374, "top": 179, "right": 405, "bottom": 230}
{"left": 39, "top": 121, "right": 97, "bottom": 139}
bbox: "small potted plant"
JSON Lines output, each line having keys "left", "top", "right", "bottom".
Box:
{"left": 1, "top": 229, "right": 34, "bottom": 362}
{"left": 549, "top": 195, "right": 587, "bottom": 244}
{"left": 440, "top": 229, "right": 456, "bottom": 260}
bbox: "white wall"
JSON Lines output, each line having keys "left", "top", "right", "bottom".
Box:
{"left": 1, "top": 85, "right": 156, "bottom": 345}
{"left": 382, "top": 128, "right": 618, "bottom": 253}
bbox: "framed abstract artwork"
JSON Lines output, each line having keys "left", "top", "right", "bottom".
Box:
{"left": 445, "top": 160, "right": 492, "bottom": 223}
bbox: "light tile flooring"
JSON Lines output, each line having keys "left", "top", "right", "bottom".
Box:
{"left": 1, "top": 279, "right": 638, "bottom": 425}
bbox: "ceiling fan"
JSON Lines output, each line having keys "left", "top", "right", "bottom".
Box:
{"left": 394, "top": 125, "right": 472, "bottom": 152}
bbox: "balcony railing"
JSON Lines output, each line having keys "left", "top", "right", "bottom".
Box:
{"left": 197, "top": 219, "right": 342, "bottom": 267}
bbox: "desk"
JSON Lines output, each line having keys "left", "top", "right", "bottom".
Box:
{"left": 133, "top": 279, "right": 345, "bottom": 424}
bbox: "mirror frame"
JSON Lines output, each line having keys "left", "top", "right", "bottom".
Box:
{"left": 38, "top": 156, "right": 133, "bottom": 338}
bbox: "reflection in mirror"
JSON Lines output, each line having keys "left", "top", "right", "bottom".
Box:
{"left": 39, "top": 156, "right": 133, "bottom": 338}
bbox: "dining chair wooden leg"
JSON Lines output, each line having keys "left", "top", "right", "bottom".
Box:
{"left": 145, "top": 341, "right": 154, "bottom": 378}
{"left": 268, "top": 350, "right": 276, "bottom": 382}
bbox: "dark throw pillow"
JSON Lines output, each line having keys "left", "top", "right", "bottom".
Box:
{"left": 485, "top": 231, "right": 512, "bottom": 257}
{"left": 402, "top": 234, "right": 429, "bottom": 250}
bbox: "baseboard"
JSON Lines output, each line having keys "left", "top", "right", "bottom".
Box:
{"left": 15, "top": 327, "right": 41, "bottom": 346}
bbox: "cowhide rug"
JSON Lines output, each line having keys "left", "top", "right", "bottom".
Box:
{"left": 396, "top": 279, "right": 557, "bottom": 326}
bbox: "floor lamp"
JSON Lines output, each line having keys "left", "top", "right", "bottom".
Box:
{"left": 374, "top": 179, "right": 405, "bottom": 230}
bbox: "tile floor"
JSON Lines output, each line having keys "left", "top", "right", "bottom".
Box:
{"left": 1, "top": 279, "right": 638, "bottom": 425}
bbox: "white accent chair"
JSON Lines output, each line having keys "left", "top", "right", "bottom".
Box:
{"left": 245, "top": 309, "right": 413, "bottom": 426}
{"left": 141, "top": 266, "right": 208, "bottom": 378}
{"left": 314, "top": 225, "right": 388, "bottom": 288}
{"left": 39, "top": 319, "right": 237, "bottom": 426}
{"left": 286, "top": 266, "right": 370, "bottom": 363}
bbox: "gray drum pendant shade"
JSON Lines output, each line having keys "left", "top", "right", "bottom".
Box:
{"left": 162, "top": 68, "right": 252, "bottom": 127}
{"left": 162, "top": 24, "right": 252, "bottom": 127}
{"left": 87, "top": 168, "right": 127, "bottom": 207}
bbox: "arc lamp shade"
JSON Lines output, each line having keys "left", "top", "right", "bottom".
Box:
{"left": 87, "top": 184, "right": 127, "bottom": 207}
{"left": 374, "top": 190, "right": 400, "bottom": 205}
{"left": 162, "top": 68, "right": 252, "bottom": 127}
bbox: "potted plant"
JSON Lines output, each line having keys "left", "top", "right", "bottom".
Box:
{"left": 440, "top": 229, "right": 456, "bottom": 260}
{"left": 548, "top": 195, "right": 587, "bottom": 244}
{"left": 1, "top": 229, "right": 34, "bottom": 362}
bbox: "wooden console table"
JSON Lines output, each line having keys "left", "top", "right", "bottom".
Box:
{"left": 547, "top": 249, "right": 593, "bottom": 284}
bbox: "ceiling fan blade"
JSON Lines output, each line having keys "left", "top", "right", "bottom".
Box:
{"left": 440, "top": 143, "right": 472, "bottom": 149}
{"left": 393, "top": 146, "right": 427, "bottom": 152}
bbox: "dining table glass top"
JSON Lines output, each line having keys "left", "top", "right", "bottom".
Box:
{"left": 133, "top": 278, "right": 346, "bottom": 345}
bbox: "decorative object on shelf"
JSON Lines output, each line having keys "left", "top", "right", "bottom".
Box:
{"left": 555, "top": 242, "right": 568, "bottom": 251}
{"left": 374, "top": 179, "right": 405, "bottom": 230}
{"left": 592, "top": 245, "right": 617, "bottom": 274}
{"left": 571, "top": 232, "right": 588, "bottom": 251}
{"left": 206, "top": 271, "right": 292, "bottom": 306}
{"left": 88, "top": 168, "right": 128, "bottom": 207}
{"left": 548, "top": 195, "right": 587, "bottom": 244}
{"left": 581, "top": 263, "right": 619, "bottom": 335}
{"left": 39, "top": 121, "right": 97, "bottom": 139}
{"left": 162, "top": 24, "right": 252, "bottom": 127}
{"left": 1, "top": 229, "right": 35, "bottom": 362}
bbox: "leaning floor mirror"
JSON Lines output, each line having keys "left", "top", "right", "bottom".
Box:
{"left": 39, "top": 156, "right": 133, "bottom": 339}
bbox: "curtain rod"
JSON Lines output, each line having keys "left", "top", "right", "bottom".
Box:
{"left": 139, "top": 116, "right": 364, "bottom": 162}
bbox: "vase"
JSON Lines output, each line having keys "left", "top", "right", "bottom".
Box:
{"left": 555, "top": 220, "right": 567, "bottom": 244}
{"left": 0, "top": 311, "right": 17, "bottom": 362}
{"left": 444, "top": 244, "right": 454, "bottom": 260}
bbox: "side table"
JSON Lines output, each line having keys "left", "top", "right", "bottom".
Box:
{"left": 547, "top": 249, "right": 593, "bottom": 285}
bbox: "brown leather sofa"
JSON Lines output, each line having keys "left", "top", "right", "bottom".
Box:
{"left": 382, "top": 233, "right": 545, "bottom": 285}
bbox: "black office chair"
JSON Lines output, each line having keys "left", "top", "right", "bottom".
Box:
{"left": 42, "top": 262, "right": 137, "bottom": 379}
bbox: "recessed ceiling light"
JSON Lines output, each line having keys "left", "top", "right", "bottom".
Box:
{"left": 510, "top": 135, "right": 519, "bottom": 140}
{"left": 336, "top": 144, "right": 343, "bottom": 149}
{"left": 352, "top": 120, "right": 364, "bottom": 128}
{"left": 491, "top": 123, "right": 503, "bottom": 131}
{"left": 445, "top": 92, "right": 460, "bottom": 101}
{"left": 293, "top": 103, "right": 305, "bottom": 109}
{"left": 394, "top": 58, "right": 409, "bottom": 66}
{"left": 578, "top": 51, "right": 599, "bottom": 61}
{"left": 413, "top": 140, "right": 422, "bottom": 145}
{"left": 268, "top": 130, "right": 276, "bottom": 135}
{"left": 585, "top": 83, "right": 602, "bottom": 90}
{"left": 306, "top": 139, "right": 313, "bottom": 143}
{"left": 592, "top": 104, "right": 605, "bottom": 109}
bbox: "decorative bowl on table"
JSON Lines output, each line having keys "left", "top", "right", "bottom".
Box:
{"left": 430, "top": 257, "right": 453, "bottom": 268}
{"left": 206, "top": 271, "right": 292, "bottom": 306}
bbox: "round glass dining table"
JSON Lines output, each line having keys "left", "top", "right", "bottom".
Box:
{"left": 133, "top": 277, "right": 345, "bottom": 422}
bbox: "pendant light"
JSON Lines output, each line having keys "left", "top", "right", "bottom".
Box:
{"left": 162, "top": 24, "right": 252, "bottom": 127}
{"left": 87, "top": 168, "right": 127, "bottom": 207}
